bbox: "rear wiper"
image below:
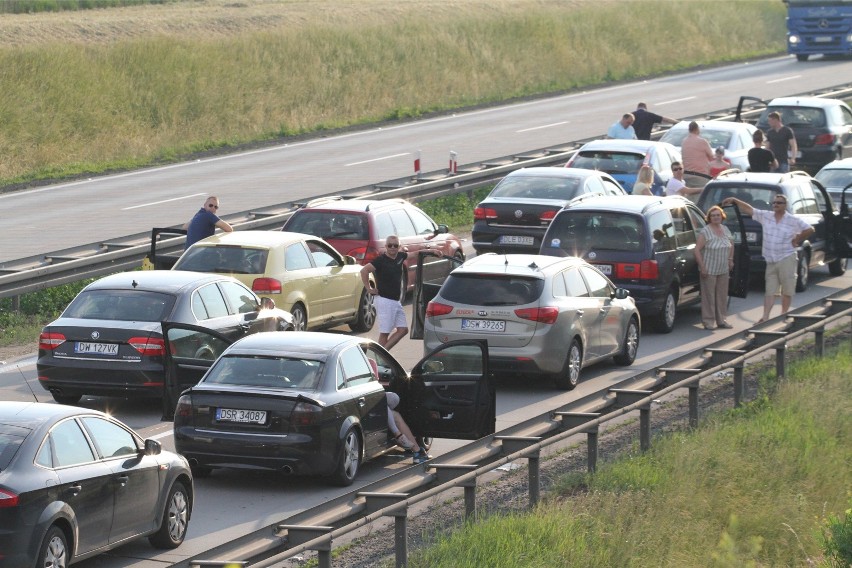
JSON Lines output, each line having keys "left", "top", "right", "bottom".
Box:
{"left": 482, "top": 301, "right": 515, "bottom": 306}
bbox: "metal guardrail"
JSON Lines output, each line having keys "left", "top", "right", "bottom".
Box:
{"left": 176, "top": 290, "right": 852, "bottom": 568}
{"left": 3, "top": 83, "right": 851, "bottom": 300}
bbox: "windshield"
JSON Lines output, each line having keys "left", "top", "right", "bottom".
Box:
{"left": 440, "top": 274, "right": 543, "bottom": 306}
{"left": 814, "top": 169, "right": 852, "bottom": 188}
{"left": 203, "top": 355, "right": 322, "bottom": 390}
{"left": 490, "top": 175, "right": 582, "bottom": 200}
{"left": 63, "top": 290, "right": 175, "bottom": 321}
{"left": 286, "top": 212, "right": 368, "bottom": 240}
{"left": 544, "top": 212, "right": 645, "bottom": 254}
{"left": 757, "top": 106, "right": 827, "bottom": 129}
{"left": 175, "top": 246, "right": 269, "bottom": 275}
{"left": 571, "top": 152, "right": 644, "bottom": 176}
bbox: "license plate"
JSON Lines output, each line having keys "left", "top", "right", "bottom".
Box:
{"left": 746, "top": 231, "right": 758, "bottom": 243}
{"left": 499, "top": 235, "right": 534, "bottom": 246}
{"left": 216, "top": 408, "right": 267, "bottom": 424}
{"left": 461, "top": 318, "right": 506, "bottom": 332}
{"left": 814, "top": 36, "right": 833, "bottom": 43}
{"left": 595, "top": 264, "right": 612, "bottom": 275}
{"left": 75, "top": 342, "right": 119, "bottom": 355}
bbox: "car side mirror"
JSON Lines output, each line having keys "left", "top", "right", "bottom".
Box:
{"left": 144, "top": 438, "right": 162, "bottom": 456}
{"left": 614, "top": 288, "right": 630, "bottom": 300}
{"left": 344, "top": 255, "right": 357, "bottom": 265}
{"left": 435, "top": 224, "right": 449, "bottom": 235}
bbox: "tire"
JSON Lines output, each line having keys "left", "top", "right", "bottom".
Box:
{"left": 51, "top": 392, "right": 82, "bottom": 405}
{"left": 329, "top": 427, "right": 361, "bottom": 486}
{"left": 554, "top": 339, "right": 582, "bottom": 390}
{"left": 828, "top": 256, "right": 847, "bottom": 276}
{"left": 190, "top": 465, "right": 212, "bottom": 478}
{"left": 653, "top": 290, "right": 677, "bottom": 333}
{"left": 349, "top": 288, "right": 376, "bottom": 333}
{"left": 613, "top": 317, "right": 640, "bottom": 366}
{"left": 290, "top": 303, "right": 307, "bottom": 331}
{"left": 795, "top": 252, "right": 809, "bottom": 292}
{"left": 37, "top": 525, "right": 69, "bottom": 568}
{"left": 453, "top": 250, "right": 465, "bottom": 263}
{"left": 796, "top": 54, "right": 809, "bottom": 62}
{"left": 149, "top": 481, "right": 190, "bottom": 549}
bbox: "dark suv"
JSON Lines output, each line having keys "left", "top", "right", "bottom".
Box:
{"left": 471, "top": 167, "right": 625, "bottom": 255}
{"left": 539, "top": 195, "right": 750, "bottom": 333}
{"left": 697, "top": 170, "right": 849, "bottom": 290}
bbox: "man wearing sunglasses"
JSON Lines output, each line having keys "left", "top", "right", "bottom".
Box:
{"left": 361, "top": 236, "right": 410, "bottom": 350}
{"left": 722, "top": 194, "right": 814, "bottom": 322}
{"left": 664, "top": 161, "right": 702, "bottom": 199}
{"left": 183, "top": 196, "right": 233, "bottom": 249}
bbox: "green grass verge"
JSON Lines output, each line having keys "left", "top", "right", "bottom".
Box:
{"left": 408, "top": 348, "right": 852, "bottom": 567}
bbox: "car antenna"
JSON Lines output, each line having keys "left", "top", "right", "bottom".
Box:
{"left": 132, "top": 279, "right": 138, "bottom": 288}
{"left": 504, "top": 254, "right": 509, "bottom": 266}
{"left": 17, "top": 366, "right": 40, "bottom": 403}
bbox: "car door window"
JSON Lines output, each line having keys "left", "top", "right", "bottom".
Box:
{"left": 285, "top": 242, "right": 313, "bottom": 271}
{"left": 841, "top": 106, "right": 852, "bottom": 126}
{"left": 195, "top": 283, "right": 230, "bottom": 320}
{"left": 671, "top": 207, "right": 696, "bottom": 248}
{"left": 51, "top": 419, "right": 96, "bottom": 467}
{"left": 584, "top": 175, "right": 606, "bottom": 196}
{"left": 389, "top": 209, "right": 417, "bottom": 238}
{"left": 649, "top": 210, "right": 676, "bottom": 252}
{"left": 687, "top": 206, "right": 707, "bottom": 233}
{"left": 407, "top": 207, "right": 436, "bottom": 236}
{"left": 339, "top": 346, "right": 375, "bottom": 388}
{"left": 812, "top": 182, "right": 828, "bottom": 212}
{"left": 375, "top": 212, "right": 395, "bottom": 240}
{"left": 564, "top": 268, "right": 590, "bottom": 297}
{"left": 218, "top": 281, "right": 259, "bottom": 314}
{"left": 602, "top": 178, "right": 624, "bottom": 196}
{"left": 579, "top": 266, "right": 611, "bottom": 298}
{"left": 306, "top": 240, "right": 341, "bottom": 267}
{"left": 794, "top": 183, "right": 819, "bottom": 215}
{"left": 80, "top": 417, "right": 137, "bottom": 459}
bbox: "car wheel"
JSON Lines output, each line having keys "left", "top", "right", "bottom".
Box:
{"left": 51, "top": 392, "right": 82, "bottom": 405}
{"left": 795, "top": 252, "right": 809, "bottom": 292}
{"left": 330, "top": 427, "right": 361, "bottom": 486}
{"left": 613, "top": 317, "right": 640, "bottom": 366}
{"left": 654, "top": 290, "right": 677, "bottom": 334}
{"left": 453, "top": 249, "right": 465, "bottom": 263}
{"left": 149, "top": 481, "right": 190, "bottom": 549}
{"left": 554, "top": 339, "right": 582, "bottom": 390}
{"left": 38, "top": 525, "right": 68, "bottom": 568}
{"left": 828, "top": 256, "right": 847, "bottom": 276}
{"left": 190, "top": 465, "right": 212, "bottom": 478}
{"left": 290, "top": 303, "right": 307, "bottom": 331}
{"left": 796, "top": 54, "right": 809, "bottom": 62}
{"left": 349, "top": 288, "right": 376, "bottom": 333}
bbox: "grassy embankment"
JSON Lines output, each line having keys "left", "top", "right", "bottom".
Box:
{"left": 407, "top": 348, "right": 852, "bottom": 567}
{"left": 0, "top": 0, "right": 786, "bottom": 343}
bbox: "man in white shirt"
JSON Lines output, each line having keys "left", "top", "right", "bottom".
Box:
{"left": 665, "top": 162, "right": 702, "bottom": 199}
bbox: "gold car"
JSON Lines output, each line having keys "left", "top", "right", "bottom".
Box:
{"left": 173, "top": 231, "right": 375, "bottom": 332}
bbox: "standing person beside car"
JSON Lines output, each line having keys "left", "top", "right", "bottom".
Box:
{"left": 183, "top": 196, "right": 233, "bottom": 249}
{"left": 631, "top": 102, "right": 677, "bottom": 141}
{"left": 693, "top": 206, "right": 734, "bottom": 330}
{"left": 681, "top": 121, "right": 714, "bottom": 184}
{"left": 747, "top": 130, "right": 778, "bottom": 173}
{"left": 765, "top": 111, "right": 798, "bottom": 173}
{"left": 632, "top": 165, "right": 655, "bottom": 195}
{"left": 709, "top": 146, "right": 732, "bottom": 178}
{"left": 722, "top": 194, "right": 814, "bottom": 322}
{"left": 606, "top": 113, "right": 637, "bottom": 140}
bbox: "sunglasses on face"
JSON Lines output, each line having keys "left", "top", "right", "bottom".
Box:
{"left": 207, "top": 204, "right": 219, "bottom": 209}
{"left": 386, "top": 243, "right": 400, "bottom": 248}
{"left": 773, "top": 201, "right": 786, "bottom": 205}
{"left": 672, "top": 167, "right": 683, "bottom": 171}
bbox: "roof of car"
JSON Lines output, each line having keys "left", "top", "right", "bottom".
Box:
{"left": 767, "top": 96, "right": 850, "bottom": 110}
{"left": 190, "top": 230, "right": 317, "bottom": 248}
{"left": 503, "top": 166, "right": 609, "bottom": 179}
{"left": 86, "top": 270, "right": 233, "bottom": 293}
{"left": 707, "top": 171, "right": 812, "bottom": 186}
{"left": 818, "top": 158, "right": 852, "bottom": 171}
{"left": 0, "top": 401, "right": 100, "bottom": 429}
{"left": 223, "top": 331, "right": 360, "bottom": 359}
{"left": 453, "top": 253, "right": 583, "bottom": 277}
{"left": 296, "top": 197, "right": 410, "bottom": 213}
{"left": 557, "top": 194, "right": 691, "bottom": 213}
{"left": 666, "top": 120, "right": 755, "bottom": 132}
{"left": 575, "top": 139, "right": 677, "bottom": 153}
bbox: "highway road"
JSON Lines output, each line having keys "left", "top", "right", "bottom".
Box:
{"left": 3, "top": 55, "right": 852, "bottom": 263}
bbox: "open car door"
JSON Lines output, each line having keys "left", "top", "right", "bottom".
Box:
{"left": 722, "top": 202, "right": 751, "bottom": 298}
{"left": 392, "top": 340, "right": 494, "bottom": 441}
{"left": 160, "top": 322, "right": 233, "bottom": 419}
{"left": 410, "top": 250, "right": 465, "bottom": 339}
{"left": 143, "top": 227, "right": 187, "bottom": 270}
{"left": 734, "top": 95, "right": 767, "bottom": 124}
{"left": 827, "top": 182, "right": 852, "bottom": 258}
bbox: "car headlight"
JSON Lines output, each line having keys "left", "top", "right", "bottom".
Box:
{"left": 789, "top": 35, "right": 800, "bottom": 45}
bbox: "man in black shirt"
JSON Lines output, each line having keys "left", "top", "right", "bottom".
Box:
{"left": 632, "top": 102, "right": 677, "bottom": 141}
{"left": 747, "top": 130, "right": 778, "bottom": 173}
{"left": 361, "top": 236, "right": 410, "bottom": 350}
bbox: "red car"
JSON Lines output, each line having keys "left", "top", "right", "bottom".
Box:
{"left": 282, "top": 198, "right": 465, "bottom": 295}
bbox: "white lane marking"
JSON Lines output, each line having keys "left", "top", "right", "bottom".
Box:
{"left": 149, "top": 430, "right": 174, "bottom": 441}
{"left": 121, "top": 192, "right": 208, "bottom": 211}
{"left": 345, "top": 153, "right": 410, "bottom": 167}
{"left": 657, "top": 96, "right": 696, "bottom": 106}
{"left": 517, "top": 121, "right": 569, "bottom": 133}
{"left": 767, "top": 75, "right": 802, "bottom": 84}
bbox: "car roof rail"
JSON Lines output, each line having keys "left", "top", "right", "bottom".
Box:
{"left": 786, "top": 170, "right": 813, "bottom": 181}
{"left": 294, "top": 196, "right": 346, "bottom": 209}
{"left": 365, "top": 198, "right": 407, "bottom": 212}
{"left": 715, "top": 168, "right": 742, "bottom": 179}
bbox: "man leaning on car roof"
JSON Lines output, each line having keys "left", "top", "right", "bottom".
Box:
{"left": 183, "top": 196, "right": 233, "bottom": 249}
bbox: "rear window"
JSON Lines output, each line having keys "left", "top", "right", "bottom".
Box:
{"left": 661, "top": 128, "right": 733, "bottom": 149}
{"left": 0, "top": 424, "right": 29, "bottom": 470}
{"left": 815, "top": 168, "right": 852, "bottom": 188}
{"left": 490, "top": 175, "right": 583, "bottom": 200}
{"left": 203, "top": 355, "right": 322, "bottom": 390}
{"left": 701, "top": 185, "right": 778, "bottom": 212}
{"left": 63, "top": 290, "right": 175, "bottom": 321}
{"left": 758, "top": 106, "right": 827, "bottom": 129}
{"left": 440, "top": 274, "right": 543, "bottom": 306}
{"left": 286, "top": 212, "right": 368, "bottom": 240}
{"left": 175, "top": 246, "right": 268, "bottom": 275}
{"left": 571, "top": 152, "right": 644, "bottom": 175}
{"left": 543, "top": 212, "right": 645, "bottom": 254}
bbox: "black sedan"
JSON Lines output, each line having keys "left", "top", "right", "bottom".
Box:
{"left": 165, "top": 328, "right": 495, "bottom": 486}
{"left": 37, "top": 270, "right": 293, "bottom": 406}
{"left": 0, "top": 401, "right": 193, "bottom": 567}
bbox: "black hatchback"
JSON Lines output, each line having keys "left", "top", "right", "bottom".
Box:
{"left": 471, "top": 167, "right": 625, "bottom": 255}
{"left": 540, "top": 195, "right": 750, "bottom": 333}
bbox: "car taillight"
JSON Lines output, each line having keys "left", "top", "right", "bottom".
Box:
{"left": 540, "top": 210, "right": 557, "bottom": 223}
{"left": 813, "top": 133, "right": 836, "bottom": 145}
{"left": 252, "top": 277, "right": 282, "bottom": 294}
{"left": 514, "top": 307, "right": 559, "bottom": 325}
{"left": 175, "top": 395, "right": 193, "bottom": 420}
{"left": 0, "top": 489, "right": 19, "bottom": 508}
{"left": 613, "top": 261, "right": 658, "bottom": 280}
{"left": 640, "top": 260, "right": 659, "bottom": 279}
{"left": 347, "top": 246, "right": 380, "bottom": 263}
{"left": 291, "top": 401, "right": 322, "bottom": 426}
{"left": 39, "top": 332, "right": 66, "bottom": 350}
{"left": 425, "top": 302, "right": 454, "bottom": 317}
{"left": 128, "top": 337, "right": 165, "bottom": 356}
{"left": 474, "top": 207, "right": 498, "bottom": 220}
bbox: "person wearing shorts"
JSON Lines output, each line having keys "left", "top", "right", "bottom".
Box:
{"left": 722, "top": 194, "right": 814, "bottom": 322}
{"left": 361, "top": 235, "right": 410, "bottom": 350}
